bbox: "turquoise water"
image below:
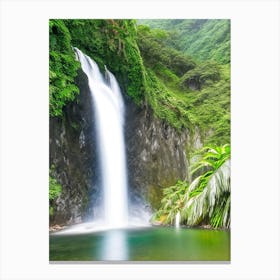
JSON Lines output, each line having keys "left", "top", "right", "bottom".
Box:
{"left": 49, "top": 227, "right": 230, "bottom": 261}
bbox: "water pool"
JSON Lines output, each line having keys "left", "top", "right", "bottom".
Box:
{"left": 49, "top": 227, "right": 230, "bottom": 262}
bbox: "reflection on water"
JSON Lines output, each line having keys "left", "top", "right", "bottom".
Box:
{"left": 101, "top": 230, "right": 128, "bottom": 260}
{"left": 50, "top": 227, "right": 230, "bottom": 261}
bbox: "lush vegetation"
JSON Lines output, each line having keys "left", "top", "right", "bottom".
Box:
{"left": 137, "top": 25, "right": 196, "bottom": 76}
{"left": 49, "top": 173, "right": 62, "bottom": 217}
{"left": 137, "top": 22, "right": 230, "bottom": 144}
{"left": 49, "top": 19, "right": 230, "bottom": 145}
{"left": 152, "top": 180, "right": 188, "bottom": 225}
{"left": 50, "top": 19, "right": 147, "bottom": 114}
{"left": 153, "top": 144, "right": 230, "bottom": 229}
{"left": 49, "top": 19, "right": 230, "bottom": 227}
{"left": 137, "top": 19, "right": 230, "bottom": 64}
{"left": 64, "top": 19, "right": 147, "bottom": 104}
{"left": 49, "top": 20, "right": 80, "bottom": 117}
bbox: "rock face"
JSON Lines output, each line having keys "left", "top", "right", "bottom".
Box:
{"left": 49, "top": 71, "right": 204, "bottom": 225}
{"left": 49, "top": 70, "right": 99, "bottom": 226}
{"left": 125, "top": 101, "right": 191, "bottom": 211}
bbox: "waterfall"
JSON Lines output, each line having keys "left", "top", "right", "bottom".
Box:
{"left": 74, "top": 48, "right": 128, "bottom": 228}
{"left": 175, "top": 212, "right": 180, "bottom": 229}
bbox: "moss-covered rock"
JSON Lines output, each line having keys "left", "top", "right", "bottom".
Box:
{"left": 49, "top": 70, "right": 98, "bottom": 225}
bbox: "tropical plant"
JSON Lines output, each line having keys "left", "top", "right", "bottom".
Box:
{"left": 152, "top": 180, "right": 188, "bottom": 225}
{"left": 182, "top": 144, "right": 231, "bottom": 228}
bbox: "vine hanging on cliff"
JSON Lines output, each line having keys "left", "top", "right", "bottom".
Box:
{"left": 49, "top": 19, "right": 80, "bottom": 117}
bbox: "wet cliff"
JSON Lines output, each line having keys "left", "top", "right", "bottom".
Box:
{"left": 49, "top": 70, "right": 205, "bottom": 225}
{"left": 125, "top": 101, "right": 189, "bottom": 211}
{"left": 49, "top": 70, "right": 99, "bottom": 225}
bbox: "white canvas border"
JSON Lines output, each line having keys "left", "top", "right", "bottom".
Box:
{"left": 0, "top": 0, "right": 279, "bottom": 279}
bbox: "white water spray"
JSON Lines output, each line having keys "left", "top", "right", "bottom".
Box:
{"left": 175, "top": 212, "right": 180, "bottom": 229}
{"left": 74, "top": 48, "right": 128, "bottom": 228}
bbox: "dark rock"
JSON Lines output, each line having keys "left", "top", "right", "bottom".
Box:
{"left": 125, "top": 100, "right": 197, "bottom": 211}
{"left": 49, "top": 69, "right": 100, "bottom": 226}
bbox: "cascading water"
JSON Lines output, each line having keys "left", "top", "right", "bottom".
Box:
{"left": 175, "top": 212, "right": 180, "bottom": 229}
{"left": 74, "top": 47, "right": 128, "bottom": 228}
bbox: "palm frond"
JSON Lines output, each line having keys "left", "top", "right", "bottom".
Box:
{"left": 153, "top": 144, "right": 230, "bottom": 228}
{"left": 184, "top": 159, "right": 231, "bottom": 228}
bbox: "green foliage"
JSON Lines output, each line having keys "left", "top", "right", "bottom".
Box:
{"left": 145, "top": 69, "right": 193, "bottom": 131}
{"left": 137, "top": 25, "right": 196, "bottom": 76}
{"left": 49, "top": 169, "right": 62, "bottom": 217}
{"left": 64, "top": 19, "right": 146, "bottom": 104}
{"left": 152, "top": 181, "right": 188, "bottom": 225}
{"left": 153, "top": 144, "right": 230, "bottom": 229}
{"left": 183, "top": 144, "right": 231, "bottom": 228}
{"left": 137, "top": 21, "right": 230, "bottom": 145}
{"left": 190, "top": 144, "right": 230, "bottom": 179}
{"left": 184, "top": 64, "right": 230, "bottom": 145}
{"left": 138, "top": 19, "right": 230, "bottom": 64}
{"left": 143, "top": 63, "right": 230, "bottom": 145}
{"left": 49, "top": 176, "right": 62, "bottom": 201}
{"left": 180, "top": 61, "right": 221, "bottom": 90}
{"left": 49, "top": 19, "right": 230, "bottom": 146}
{"left": 49, "top": 19, "right": 80, "bottom": 117}
{"left": 50, "top": 19, "right": 147, "bottom": 112}
{"left": 180, "top": 20, "right": 230, "bottom": 64}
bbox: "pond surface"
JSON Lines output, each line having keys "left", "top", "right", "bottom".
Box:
{"left": 49, "top": 227, "right": 230, "bottom": 262}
